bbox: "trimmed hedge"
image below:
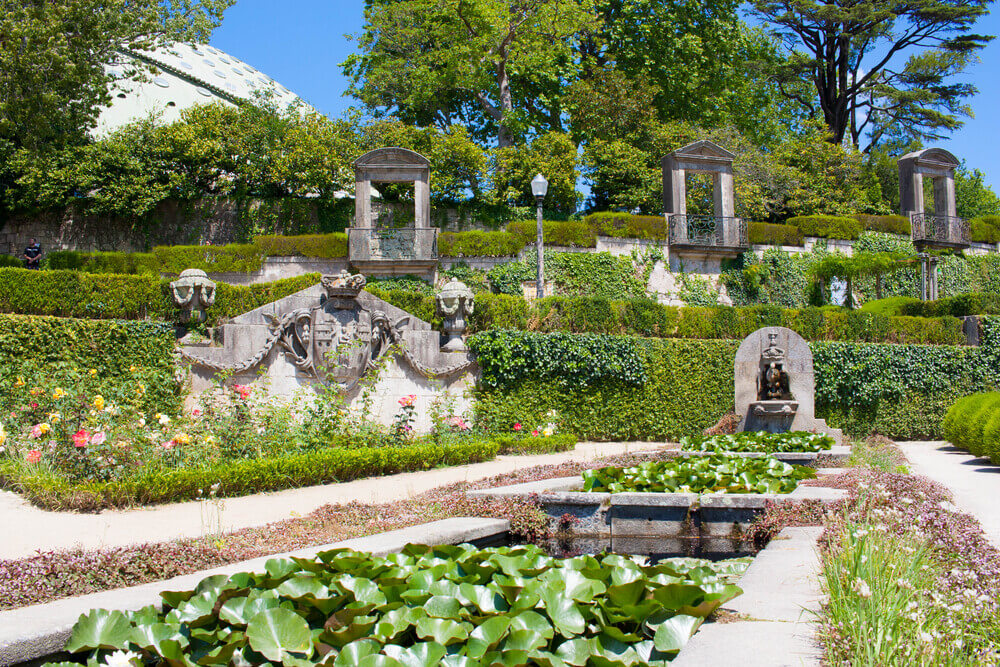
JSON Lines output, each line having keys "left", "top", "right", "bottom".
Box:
{"left": 0, "top": 314, "right": 181, "bottom": 416}
{"left": 472, "top": 296, "right": 965, "bottom": 345}
{"left": 853, "top": 214, "right": 910, "bottom": 235}
{"left": 0, "top": 267, "right": 321, "bottom": 324}
{"left": 0, "top": 255, "right": 22, "bottom": 268}
{"left": 0, "top": 268, "right": 170, "bottom": 319}
{"left": 788, "top": 215, "right": 863, "bottom": 240}
{"left": 748, "top": 222, "right": 804, "bottom": 246}
{"left": 971, "top": 215, "right": 1000, "bottom": 244}
{"left": 898, "top": 293, "right": 1000, "bottom": 318}
{"left": 582, "top": 212, "right": 667, "bottom": 239}
{"left": 506, "top": 219, "right": 597, "bottom": 248}
{"left": 942, "top": 392, "right": 1000, "bottom": 460}
{"left": 46, "top": 234, "right": 349, "bottom": 275}
{"left": 472, "top": 321, "right": 1000, "bottom": 441}
{"left": 1, "top": 434, "right": 578, "bottom": 510}
{"left": 439, "top": 230, "right": 523, "bottom": 257}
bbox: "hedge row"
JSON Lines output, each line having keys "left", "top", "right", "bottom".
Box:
{"left": 472, "top": 321, "right": 1000, "bottom": 441}
{"left": 460, "top": 295, "right": 966, "bottom": 345}
{"left": 0, "top": 267, "right": 318, "bottom": 324}
{"left": 971, "top": 215, "right": 1000, "bottom": 244}
{"left": 40, "top": 211, "right": 935, "bottom": 274}
{"left": 942, "top": 393, "right": 1000, "bottom": 462}
{"left": 0, "top": 314, "right": 181, "bottom": 416}
{"left": 48, "top": 234, "right": 349, "bottom": 275}
{"left": 1, "top": 434, "right": 578, "bottom": 510}
{"left": 749, "top": 222, "right": 804, "bottom": 246}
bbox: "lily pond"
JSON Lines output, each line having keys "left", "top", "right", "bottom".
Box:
{"left": 48, "top": 544, "right": 749, "bottom": 667}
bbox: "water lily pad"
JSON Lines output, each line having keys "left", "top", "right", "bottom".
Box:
{"left": 245, "top": 608, "right": 313, "bottom": 662}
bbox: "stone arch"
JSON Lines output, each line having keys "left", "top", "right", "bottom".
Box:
{"left": 353, "top": 147, "right": 431, "bottom": 228}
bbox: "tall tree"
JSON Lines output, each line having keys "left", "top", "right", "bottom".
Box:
{"left": 0, "top": 0, "right": 232, "bottom": 155}
{"left": 752, "top": 0, "right": 994, "bottom": 149}
{"left": 343, "top": 0, "right": 598, "bottom": 147}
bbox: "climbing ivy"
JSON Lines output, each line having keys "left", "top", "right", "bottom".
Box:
{"left": 487, "top": 251, "right": 647, "bottom": 300}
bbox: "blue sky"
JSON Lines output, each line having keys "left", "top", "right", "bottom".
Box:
{"left": 210, "top": 0, "right": 1000, "bottom": 190}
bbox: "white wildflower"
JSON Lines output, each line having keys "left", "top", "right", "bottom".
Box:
{"left": 853, "top": 577, "right": 872, "bottom": 598}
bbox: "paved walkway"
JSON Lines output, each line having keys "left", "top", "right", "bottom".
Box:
{"left": 0, "top": 441, "right": 666, "bottom": 560}
{"left": 900, "top": 441, "right": 1000, "bottom": 549}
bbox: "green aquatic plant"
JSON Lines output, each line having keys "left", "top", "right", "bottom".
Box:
{"left": 582, "top": 455, "right": 817, "bottom": 494}
{"left": 49, "top": 543, "right": 747, "bottom": 667}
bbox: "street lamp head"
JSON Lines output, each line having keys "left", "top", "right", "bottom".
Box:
{"left": 531, "top": 173, "right": 548, "bottom": 199}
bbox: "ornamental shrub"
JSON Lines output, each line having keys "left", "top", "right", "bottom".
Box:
{"left": 942, "top": 393, "right": 1000, "bottom": 457}
{"left": 252, "top": 233, "right": 347, "bottom": 258}
{"left": 506, "top": 219, "right": 596, "bottom": 247}
{"left": 583, "top": 212, "right": 667, "bottom": 239}
{"left": 0, "top": 255, "right": 22, "bottom": 268}
{"left": 153, "top": 243, "right": 264, "bottom": 274}
{"left": 473, "top": 320, "right": 1000, "bottom": 441}
{"left": 439, "top": 230, "right": 523, "bottom": 257}
{"left": 971, "top": 218, "right": 1000, "bottom": 244}
{"left": 46, "top": 250, "right": 160, "bottom": 275}
{"left": 853, "top": 214, "right": 910, "bottom": 235}
{"left": 748, "top": 222, "right": 804, "bottom": 246}
{"left": 0, "top": 315, "right": 180, "bottom": 418}
{"left": 789, "top": 215, "right": 863, "bottom": 240}
{"left": 0, "top": 268, "right": 170, "bottom": 319}
{"left": 860, "top": 296, "right": 922, "bottom": 317}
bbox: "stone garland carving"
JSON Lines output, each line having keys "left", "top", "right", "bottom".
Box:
{"left": 180, "top": 271, "right": 475, "bottom": 384}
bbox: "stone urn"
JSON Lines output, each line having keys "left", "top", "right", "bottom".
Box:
{"left": 436, "top": 278, "right": 475, "bottom": 352}
{"left": 170, "top": 268, "right": 217, "bottom": 323}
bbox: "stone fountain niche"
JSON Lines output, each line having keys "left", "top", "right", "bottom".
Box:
{"left": 735, "top": 327, "right": 843, "bottom": 443}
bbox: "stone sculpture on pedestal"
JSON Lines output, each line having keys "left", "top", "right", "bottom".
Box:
{"left": 436, "top": 278, "right": 475, "bottom": 352}
{"left": 734, "top": 327, "right": 843, "bottom": 443}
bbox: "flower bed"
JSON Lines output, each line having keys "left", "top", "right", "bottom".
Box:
{"left": 581, "top": 455, "right": 816, "bottom": 494}
{"left": 680, "top": 431, "right": 834, "bottom": 453}
{"left": 53, "top": 544, "right": 745, "bottom": 667}
{"left": 0, "top": 370, "right": 577, "bottom": 510}
{"left": 817, "top": 470, "right": 1000, "bottom": 663}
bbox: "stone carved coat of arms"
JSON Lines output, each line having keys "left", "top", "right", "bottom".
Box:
{"left": 267, "top": 272, "right": 409, "bottom": 389}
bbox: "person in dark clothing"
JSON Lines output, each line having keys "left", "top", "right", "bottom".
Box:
{"left": 23, "top": 238, "right": 42, "bottom": 269}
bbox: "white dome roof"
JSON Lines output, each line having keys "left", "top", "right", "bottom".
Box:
{"left": 95, "top": 42, "right": 307, "bottom": 135}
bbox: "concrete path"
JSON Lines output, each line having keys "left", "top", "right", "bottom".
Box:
{"left": 675, "top": 527, "right": 823, "bottom": 667}
{"left": 0, "top": 441, "right": 665, "bottom": 560}
{"left": 900, "top": 441, "right": 1000, "bottom": 549}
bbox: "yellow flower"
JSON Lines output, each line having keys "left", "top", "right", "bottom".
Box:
{"left": 88, "top": 369, "right": 98, "bottom": 377}
{"left": 136, "top": 384, "right": 146, "bottom": 396}
{"left": 173, "top": 432, "right": 192, "bottom": 446}
{"left": 29, "top": 387, "right": 44, "bottom": 396}
{"left": 38, "top": 423, "right": 50, "bottom": 435}
{"left": 14, "top": 377, "right": 25, "bottom": 387}
{"left": 52, "top": 388, "right": 66, "bottom": 400}
{"left": 93, "top": 395, "right": 105, "bottom": 411}
{"left": 0, "top": 423, "right": 6, "bottom": 447}
{"left": 47, "top": 412, "right": 61, "bottom": 424}
{"left": 129, "top": 365, "right": 138, "bottom": 373}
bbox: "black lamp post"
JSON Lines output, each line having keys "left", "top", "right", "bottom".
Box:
{"left": 531, "top": 173, "right": 548, "bottom": 299}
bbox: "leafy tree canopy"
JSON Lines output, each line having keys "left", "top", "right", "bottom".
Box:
{"left": 752, "top": 0, "right": 995, "bottom": 149}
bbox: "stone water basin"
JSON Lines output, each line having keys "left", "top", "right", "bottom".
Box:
{"left": 469, "top": 471, "right": 845, "bottom": 558}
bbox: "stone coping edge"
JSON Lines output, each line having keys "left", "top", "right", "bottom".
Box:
{"left": 0, "top": 517, "right": 509, "bottom": 667}
{"left": 469, "top": 476, "right": 846, "bottom": 507}
{"left": 672, "top": 526, "right": 824, "bottom": 666}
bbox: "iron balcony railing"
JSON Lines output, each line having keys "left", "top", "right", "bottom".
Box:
{"left": 668, "top": 214, "right": 749, "bottom": 251}
{"left": 910, "top": 213, "right": 970, "bottom": 248}
{"left": 348, "top": 227, "right": 439, "bottom": 262}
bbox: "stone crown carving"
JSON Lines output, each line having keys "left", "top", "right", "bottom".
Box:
{"left": 321, "top": 271, "right": 367, "bottom": 299}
